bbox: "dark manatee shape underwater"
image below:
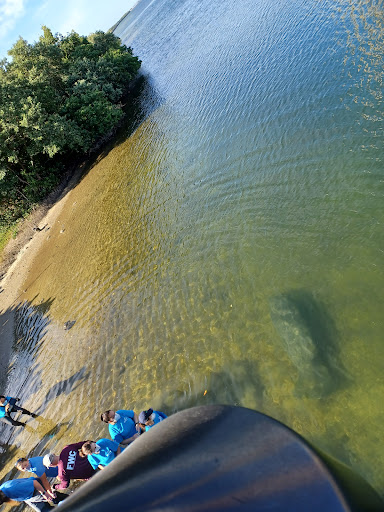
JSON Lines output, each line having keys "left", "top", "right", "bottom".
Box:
{"left": 269, "top": 290, "right": 348, "bottom": 398}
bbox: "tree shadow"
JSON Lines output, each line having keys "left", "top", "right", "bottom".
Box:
{"left": 9, "top": 297, "right": 88, "bottom": 418}
{"left": 3, "top": 298, "right": 55, "bottom": 407}
{"left": 13, "top": 297, "right": 55, "bottom": 352}
{"left": 0, "top": 302, "right": 19, "bottom": 392}
{"left": 1, "top": 297, "right": 54, "bottom": 392}
{"left": 0, "top": 296, "right": 87, "bottom": 473}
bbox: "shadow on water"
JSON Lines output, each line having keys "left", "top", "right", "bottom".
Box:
{"left": 1, "top": 297, "right": 52, "bottom": 405}
{"left": 156, "top": 360, "right": 266, "bottom": 416}
{"left": 14, "top": 296, "right": 54, "bottom": 346}
{"left": 0, "top": 442, "right": 20, "bottom": 477}
{"left": 0, "top": 297, "right": 89, "bottom": 476}
{"left": 3, "top": 298, "right": 56, "bottom": 398}
{"left": 31, "top": 420, "right": 71, "bottom": 456}
{"left": 269, "top": 289, "right": 351, "bottom": 399}
{"left": 12, "top": 299, "right": 89, "bottom": 415}
{"left": 0, "top": 298, "right": 54, "bottom": 453}
{"left": 37, "top": 367, "right": 90, "bottom": 414}
{"left": 0, "top": 424, "right": 70, "bottom": 487}
{"left": 0, "top": 303, "right": 18, "bottom": 391}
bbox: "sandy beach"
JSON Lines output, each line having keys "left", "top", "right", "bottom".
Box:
{"left": 0, "top": 164, "right": 85, "bottom": 391}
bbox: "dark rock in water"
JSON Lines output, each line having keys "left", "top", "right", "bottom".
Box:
{"left": 64, "top": 320, "right": 76, "bottom": 330}
{"left": 269, "top": 290, "right": 348, "bottom": 398}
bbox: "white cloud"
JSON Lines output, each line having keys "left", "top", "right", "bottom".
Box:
{"left": 0, "top": 0, "right": 25, "bottom": 38}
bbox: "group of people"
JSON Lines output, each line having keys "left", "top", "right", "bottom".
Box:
{"left": 0, "top": 394, "right": 167, "bottom": 511}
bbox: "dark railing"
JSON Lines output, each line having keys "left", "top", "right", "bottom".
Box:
{"left": 57, "top": 405, "right": 383, "bottom": 512}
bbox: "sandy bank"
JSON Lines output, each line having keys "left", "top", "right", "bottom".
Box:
{"left": 0, "top": 164, "right": 86, "bottom": 391}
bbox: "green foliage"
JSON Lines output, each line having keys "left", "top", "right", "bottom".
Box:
{"left": 0, "top": 26, "right": 141, "bottom": 230}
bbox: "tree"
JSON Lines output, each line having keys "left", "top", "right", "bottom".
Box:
{"left": 0, "top": 27, "right": 141, "bottom": 228}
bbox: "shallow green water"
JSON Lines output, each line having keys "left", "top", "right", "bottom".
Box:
{"left": 1, "top": 0, "right": 384, "bottom": 497}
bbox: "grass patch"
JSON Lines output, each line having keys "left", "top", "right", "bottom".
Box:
{"left": 0, "top": 224, "right": 16, "bottom": 255}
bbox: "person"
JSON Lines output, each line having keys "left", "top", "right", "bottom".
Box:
{"left": 43, "top": 441, "right": 96, "bottom": 490}
{"left": 100, "top": 409, "right": 140, "bottom": 445}
{"left": 16, "top": 456, "right": 58, "bottom": 498}
{"left": 0, "top": 477, "right": 54, "bottom": 511}
{"left": 0, "top": 395, "right": 37, "bottom": 426}
{"left": 80, "top": 439, "right": 123, "bottom": 470}
{"left": 138, "top": 408, "right": 168, "bottom": 432}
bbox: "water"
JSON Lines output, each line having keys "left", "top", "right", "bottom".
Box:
{"left": 1, "top": 0, "right": 384, "bottom": 497}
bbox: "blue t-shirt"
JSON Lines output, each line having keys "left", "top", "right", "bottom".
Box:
{"left": 145, "top": 411, "right": 168, "bottom": 432}
{"left": 87, "top": 438, "right": 120, "bottom": 469}
{"left": 0, "top": 477, "right": 36, "bottom": 501}
{"left": 0, "top": 396, "right": 13, "bottom": 418}
{"left": 108, "top": 410, "right": 136, "bottom": 443}
{"left": 28, "top": 456, "right": 59, "bottom": 478}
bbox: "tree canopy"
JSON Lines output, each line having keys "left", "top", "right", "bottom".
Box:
{"left": 0, "top": 27, "right": 141, "bottom": 230}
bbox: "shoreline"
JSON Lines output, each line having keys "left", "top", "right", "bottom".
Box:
{"left": 0, "top": 74, "right": 144, "bottom": 392}
{"left": 0, "top": 162, "right": 86, "bottom": 392}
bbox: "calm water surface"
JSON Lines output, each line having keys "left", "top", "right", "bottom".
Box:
{"left": 1, "top": 0, "right": 384, "bottom": 496}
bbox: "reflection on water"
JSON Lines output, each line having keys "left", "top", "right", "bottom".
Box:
{"left": 1, "top": 0, "right": 384, "bottom": 498}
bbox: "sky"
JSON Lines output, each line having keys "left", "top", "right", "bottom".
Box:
{"left": 0, "top": 0, "right": 139, "bottom": 59}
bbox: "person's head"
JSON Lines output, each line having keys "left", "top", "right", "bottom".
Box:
{"left": 138, "top": 409, "right": 155, "bottom": 426}
{"left": 43, "top": 453, "right": 59, "bottom": 468}
{"left": 0, "top": 490, "right": 11, "bottom": 505}
{"left": 0, "top": 396, "right": 6, "bottom": 405}
{"left": 101, "top": 410, "right": 119, "bottom": 424}
{"left": 80, "top": 441, "right": 97, "bottom": 456}
{"left": 15, "top": 457, "right": 30, "bottom": 471}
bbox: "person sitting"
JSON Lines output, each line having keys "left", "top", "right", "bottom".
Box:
{"left": 138, "top": 408, "right": 168, "bottom": 432}
{"left": 43, "top": 441, "right": 96, "bottom": 490}
{"left": 80, "top": 439, "right": 123, "bottom": 470}
{"left": 100, "top": 409, "right": 140, "bottom": 446}
{"left": 16, "top": 456, "right": 58, "bottom": 498}
{"left": 0, "top": 476, "right": 55, "bottom": 511}
{"left": 0, "top": 395, "right": 37, "bottom": 427}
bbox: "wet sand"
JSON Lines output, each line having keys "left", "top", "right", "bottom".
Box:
{"left": 0, "top": 165, "right": 85, "bottom": 391}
